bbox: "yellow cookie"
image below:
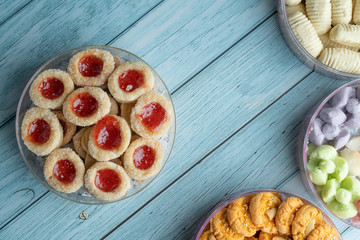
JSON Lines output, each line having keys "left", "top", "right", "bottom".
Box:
{"left": 227, "top": 195, "right": 257, "bottom": 237}
{"left": 275, "top": 197, "right": 304, "bottom": 235}
{"left": 210, "top": 208, "right": 244, "bottom": 240}
{"left": 249, "top": 192, "right": 282, "bottom": 234}
{"left": 291, "top": 205, "right": 324, "bottom": 240}
{"left": 200, "top": 230, "right": 217, "bottom": 240}
{"left": 306, "top": 224, "right": 337, "bottom": 240}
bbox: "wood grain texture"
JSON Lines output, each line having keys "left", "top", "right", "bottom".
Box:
{"left": 0, "top": 0, "right": 161, "bottom": 126}
{"left": 0, "top": 16, "right": 318, "bottom": 239}
{"left": 0, "top": 0, "right": 278, "bottom": 230}
{"left": 0, "top": 0, "right": 275, "bottom": 127}
{"left": 0, "top": 0, "right": 32, "bottom": 25}
{"left": 105, "top": 73, "right": 345, "bottom": 240}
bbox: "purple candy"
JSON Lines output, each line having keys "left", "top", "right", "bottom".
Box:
{"left": 322, "top": 124, "right": 340, "bottom": 140}
{"left": 319, "top": 107, "right": 347, "bottom": 126}
{"left": 332, "top": 128, "right": 351, "bottom": 150}
{"left": 344, "top": 113, "right": 360, "bottom": 128}
{"left": 309, "top": 118, "right": 326, "bottom": 146}
{"left": 330, "top": 87, "right": 355, "bottom": 108}
{"left": 346, "top": 98, "right": 360, "bottom": 115}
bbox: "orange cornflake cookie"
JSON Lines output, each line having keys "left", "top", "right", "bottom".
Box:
{"left": 306, "top": 224, "right": 337, "bottom": 240}
{"left": 108, "top": 61, "right": 154, "bottom": 103}
{"left": 130, "top": 92, "right": 173, "bottom": 138}
{"left": 88, "top": 115, "right": 131, "bottom": 161}
{"left": 53, "top": 111, "right": 76, "bottom": 146}
{"left": 72, "top": 127, "right": 89, "bottom": 159}
{"left": 227, "top": 195, "right": 257, "bottom": 237}
{"left": 29, "top": 69, "right": 74, "bottom": 109}
{"left": 67, "top": 48, "right": 115, "bottom": 87}
{"left": 249, "top": 192, "right": 282, "bottom": 234}
{"left": 43, "top": 148, "right": 85, "bottom": 193}
{"left": 123, "top": 137, "right": 164, "bottom": 180}
{"left": 121, "top": 102, "right": 136, "bottom": 125}
{"left": 108, "top": 94, "right": 119, "bottom": 115}
{"left": 245, "top": 237, "right": 258, "bottom": 240}
{"left": 199, "top": 230, "right": 217, "bottom": 240}
{"left": 21, "top": 107, "right": 63, "bottom": 156}
{"left": 291, "top": 205, "right": 324, "bottom": 240}
{"left": 275, "top": 197, "right": 304, "bottom": 235}
{"left": 84, "top": 161, "right": 130, "bottom": 200}
{"left": 258, "top": 232, "right": 291, "bottom": 240}
{"left": 210, "top": 207, "right": 244, "bottom": 240}
{"left": 63, "top": 87, "right": 110, "bottom": 126}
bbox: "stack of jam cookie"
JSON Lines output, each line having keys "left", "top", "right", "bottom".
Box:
{"left": 21, "top": 48, "right": 174, "bottom": 201}
{"left": 199, "top": 192, "right": 338, "bottom": 240}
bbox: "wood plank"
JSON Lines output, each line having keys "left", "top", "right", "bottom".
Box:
{"left": 0, "top": 0, "right": 162, "bottom": 125}
{"left": 0, "top": 0, "right": 278, "bottom": 228}
{"left": 0, "top": 0, "right": 32, "bottom": 25}
{"left": 0, "top": 16, "right": 317, "bottom": 239}
{"left": 0, "top": 0, "right": 275, "bottom": 127}
{"left": 104, "top": 73, "right": 344, "bottom": 240}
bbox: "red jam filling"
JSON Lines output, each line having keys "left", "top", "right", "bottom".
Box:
{"left": 78, "top": 55, "right": 103, "bottom": 77}
{"left": 93, "top": 116, "right": 121, "bottom": 150}
{"left": 53, "top": 159, "right": 76, "bottom": 184}
{"left": 118, "top": 70, "right": 144, "bottom": 92}
{"left": 59, "top": 119, "right": 67, "bottom": 134}
{"left": 139, "top": 102, "right": 166, "bottom": 132}
{"left": 28, "top": 119, "right": 51, "bottom": 144}
{"left": 71, "top": 92, "right": 98, "bottom": 117}
{"left": 95, "top": 168, "right": 120, "bottom": 192}
{"left": 133, "top": 145, "right": 155, "bottom": 170}
{"left": 38, "top": 77, "right": 64, "bottom": 100}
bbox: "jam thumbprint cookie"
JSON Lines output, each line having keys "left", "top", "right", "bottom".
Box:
{"left": 53, "top": 111, "right": 76, "bottom": 146}
{"left": 21, "top": 107, "right": 63, "bottom": 156}
{"left": 130, "top": 92, "right": 173, "bottom": 138}
{"left": 85, "top": 161, "right": 130, "bottom": 200}
{"left": 67, "top": 48, "right": 115, "bottom": 87}
{"left": 29, "top": 69, "right": 74, "bottom": 109}
{"left": 108, "top": 62, "right": 154, "bottom": 103}
{"left": 123, "top": 137, "right": 164, "bottom": 180}
{"left": 63, "top": 87, "right": 110, "bottom": 126}
{"left": 88, "top": 115, "right": 131, "bottom": 161}
{"left": 44, "top": 148, "right": 85, "bottom": 193}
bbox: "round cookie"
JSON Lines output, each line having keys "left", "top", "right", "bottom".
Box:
{"left": 227, "top": 195, "right": 257, "bottom": 237}
{"left": 43, "top": 148, "right": 85, "bottom": 193}
{"left": 210, "top": 207, "right": 244, "bottom": 240}
{"left": 72, "top": 127, "right": 89, "bottom": 159}
{"left": 85, "top": 153, "right": 122, "bottom": 170}
{"left": 81, "top": 127, "right": 92, "bottom": 154}
{"left": 67, "top": 48, "right": 115, "bottom": 87}
{"left": 30, "top": 69, "right": 74, "bottom": 109}
{"left": 123, "top": 137, "right": 164, "bottom": 180}
{"left": 53, "top": 110, "right": 76, "bottom": 146}
{"left": 108, "top": 61, "right": 154, "bottom": 103}
{"left": 121, "top": 102, "right": 136, "bottom": 125}
{"left": 108, "top": 94, "right": 119, "bottom": 115}
{"left": 291, "top": 205, "right": 324, "bottom": 240}
{"left": 84, "top": 161, "right": 131, "bottom": 200}
{"left": 63, "top": 87, "right": 110, "bottom": 126}
{"left": 249, "top": 192, "right": 282, "bottom": 234}
{"left": 275, "top": 197, "right": 304, "bottom": 235}
{"left": 88, "top": 115, "right": 131, "bottom": 161}
{"left": 130, "top": 92, "right": 173, "bottom": 138}
{"left": 199, "top": 230, "right": 217, "bottom": 240}
{"left": 21, "top": 107, "right": 63, "bottom": 156}
{"left": 306, "top": 224, "right": 337, "bottom": 240}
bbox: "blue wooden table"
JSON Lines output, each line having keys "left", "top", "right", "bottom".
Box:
{"left": 0, "top": 1, "right": 359, "bottom": 239}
